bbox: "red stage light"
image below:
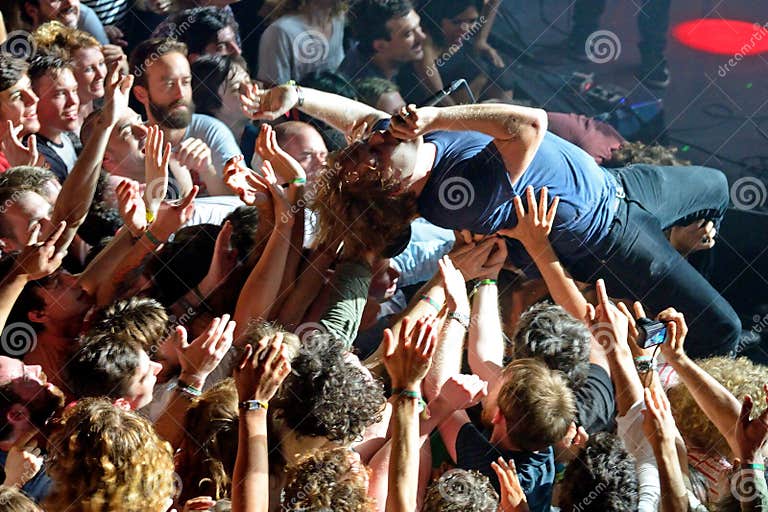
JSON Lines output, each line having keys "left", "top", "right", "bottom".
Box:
{"left": 672, "top": 19, "right": 768, "bottom": 55}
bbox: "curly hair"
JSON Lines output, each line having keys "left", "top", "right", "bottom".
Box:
{"left": 283, "top": 447, "right": 374, "bottom": 512}
{"left": 176, "top": 378, "right": 239, "bottom": 503}
{"left": 422, "top": 469, "right": 499, "bottom": 512}
{"left": 498, "top": 358, "right": 575, "bottom": 451}
{"left": 347, "top": 0, "right": 414, "bottom": 55}
{"left": 667, "top": 356, "right": 768, "bottom": 457}
{"left": 87, "top": 297, "right": 169, "bottom": 354}
{"left": 45, "top": 397, "right": 175, "bottom": 512}
{"left": 311, "top": 143, "right": 418, "bottom": 255}
{"left": 511, "top": 302, "right": 592, "bottom": 390}
{"left": 31, "top": 21, "right": 100, "bottom": 57}
{"left": 0, "top": 486, "right": 43, "bottom": 511}
{"left": 272, "top": 334, "right": 385, "bottom": 444}
{"left": 603, "top": 141, "right": 691, "bottom": 167}
{"left": 558, "top": 432, "right": 639, "bottom": 511}
{"left": 0, "top": 166, "right": 58, "bottom": 195}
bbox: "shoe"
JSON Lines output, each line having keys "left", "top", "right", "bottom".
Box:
{"left": 636, "top": 60, "right": 670, "bottom": 88}
{"left": 730, "top": 329, "right": 763, "bottom": 358}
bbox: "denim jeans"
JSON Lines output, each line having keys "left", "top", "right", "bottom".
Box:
{"left": 568, "top": 165, "right": 742, "bottom": 357}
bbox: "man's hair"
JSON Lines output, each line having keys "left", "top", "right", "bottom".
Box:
{"left": 283, "top": 447, "right": 374, "bottom": 512}
{"left": 191, "top": 53, "right": 248, "bottom": 116}
{"left": 353, "top": 77, "right": 399, "bottom": 108}
{"left": 87, "top": 297, "right": 169, "bottom": 354}
{"left": 422, "top": 469, "right": 499, "bottom": 512}
{"left": 419, "top": 0, "right": 483, "bottom": 44}
{"left": 28, "top": 53, "right": 72, "bottom": 85}
{"left": 558, "top": 432, "right": 639, "bottom": 511}
{"left": 66, "top": 332, "right": 144, "bottom": 400}
{"left": 273, "top": 120, "right": 319, "bottom": 148}
{"left": 0, "top": 55, "right": 29, "bottom": 93}
{"left": 0, "top": 485, "right": 42, "bottom": 511}
{"left": 348, "top": 0, "right": 414, "bottom": 55}
{"left": 511, "top": 302, "right": 592, "bottom": 390}
{"left": 312, "top": 141, "right": 419, "bottom": 255}
{"left": 0, "top": 382, "right": 22, "bottom": 441}
{"left": 272, "top": 334, "right": 385, "bottom": 444}
{"left": 268, "top": 0, "right": 347, "bottom": 21}
{"left": 45, "top": 398, "right": 175, "bottom": 512}
{"left": 176, "top": 378, "right": 239, "bottom": 503}
{"left": 4, "top": 269, "right": 51, "bottom": 333}
{"left": 32, "top": 21, "right": 100, "bottom": 57}
{"left": 129, "top": 38, "right": 188, "bottom": 89}
{"left": 224, "top": 206, "right": 268, "bottom": 263}
{"left": 497, "top": 358, "right": 575, "bottom": 451}
{"left": 0, "top": 166, "right": 58, "bottom": 196}
{"left": 604, "top": 141, "right": 690, "bottom": 167}
{"left": 163, "top": 7, "right": 239, "bottom": 56}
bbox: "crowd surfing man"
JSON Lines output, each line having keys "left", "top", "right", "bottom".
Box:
{"left": 243, "top": 83, "right": 740, "bottom": 358}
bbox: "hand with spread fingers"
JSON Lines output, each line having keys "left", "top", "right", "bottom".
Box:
{"left": 641, "top": 386, "right": 678, "bottom": 447}
{"left": 382, "top": 316, "right": 438, "bottom": 391}
{"left": 240, "top": 83, "right": 298, "bottom": 121}
{"left": 151, "top": 185, "right": 199, "bottom": 241}
{"left": 584, "top": 279, "right": 629, "bottom": 353}
{"left": 115, "top": 179, "right": 147, "bottom": 237}
{"left": 224, "top": 156, "right": 267, "bottom": 205}
{"left": 497, "top": 185, "right": 559, "bottom": 250}
{"left": 14, "top": 221, "right": 67, "bottom": 280}
{"left": 174, "top": 315, "right": 236, "bottom": 389}
{"left": 492, "top": 457, "right": 530, "bottom": 512}
{"left": 143, "top": 125, "right": 171, "bottom": 216}
{"left": 1, "top": 121, "right": 43, "bottom": 168}
{"left": 234, "top": 333, "right": 292, "bottom": 402}
{"left": 255, "top": 124, "right": 305, "bottom": 184}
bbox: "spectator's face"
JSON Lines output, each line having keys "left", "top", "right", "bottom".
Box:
{"left": 281, "top": 126, "right": 328, "bottom": 180}
{"left": 368, "top": 258, "right": 400, "bottom": 301}
{"left": 72, "top": 46, "right": 107, "bottom": 104}
{"left": 0, "top": 74, "right": 40, "bottom": 135}
{"left": 440, "top": 6, "right": 481, "bottom": 45}
{"left": 0, "top": 357, "right": 65, "bottom": 430}
{"left": 380, "top": 10, "right": 426, "bottom": 62}
{"left": 124, "top": 349, "right": 162, "bottom": 410}
{"left": 105, "top": 109, "right": 148, "bottom": 179}
{"left": 34, "top": 68, "right": 80, "bottom": 135}
{"left": 376, "top": 90, "right": 406, "bottom": 115}
{"left": 144, "top": 52, "right": 194, "bottom": 129}
{"left": 216, "top": 63, "right": 251, "bottom": 122}
{"left": 203, "top": 26, "right": 242, "bottom": 57}
{"left": 35, "top": 269, "right": 93, "bottom": 328}
{"left": 34, "top": 0, "right": 80, "bottom": 28}
{"left": 360, "top": 130, "right": 420, "bottom": 193}
{"left": 0, "top": 190, "right": 53, "bottom": 252}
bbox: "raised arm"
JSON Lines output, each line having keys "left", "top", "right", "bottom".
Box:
{"left": 388, "top": 103, "right": 547, "bottom": 183}
{"left": 242, "top": 84, "right": 387, "bottom": 138}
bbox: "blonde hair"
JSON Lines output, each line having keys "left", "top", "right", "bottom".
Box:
{"left": 46, "top": 398, "right": 175, "bottom": 512}
{"left": 31, "top": 21, "right": 101, "bottom": 58}
{"left": 668, "top": 356, "right": 768, "bottom": 457}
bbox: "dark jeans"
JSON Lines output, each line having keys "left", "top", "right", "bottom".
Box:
{"left": 571, "top": 0, "right": 672, "bottom": 61}
{"left": 568, "top": 165, "right": 742, "bottom": 358}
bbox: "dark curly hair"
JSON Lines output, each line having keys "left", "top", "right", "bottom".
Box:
{"left": 603, "top": 141, "right": 690, "bottom": 167}
{"left": 558, "top": 432, "right": 639, "bottom": 511}
{"left": 271, "top": 334, "right": 385, "bottom": 444}
{"left": 511, "top": 302, "right": 592, "bottom": 390}
{"left": 347, "top": 0, "right": 414, "bottom": 55}
{"left": 283, "top": 447, "right": 374, "bottom": 512}
{"left": 422, "top": 469, "right": 499, "bottom": 512}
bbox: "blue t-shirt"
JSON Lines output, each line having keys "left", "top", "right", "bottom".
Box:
{"left": 417, "top": 128, "right": 618, "bottom": 271}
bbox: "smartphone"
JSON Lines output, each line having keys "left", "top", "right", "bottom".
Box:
{"left": 636, "top": 317, "right": 667, "bottom": 349}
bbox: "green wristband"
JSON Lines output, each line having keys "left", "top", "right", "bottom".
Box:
{"left": 741, "top": 463, "right": 767, "bottom": 471}
{"left": 144, "top": 227, "right": 162, "bottom": 245}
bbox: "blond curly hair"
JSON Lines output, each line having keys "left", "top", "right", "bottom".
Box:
{"left": 45, "top": 398, "right": 175, "bottom": 512}
{"left": 667, "top": 356, "right": 768, "bottom": 457}
{"left": 31, "top": 21, "right": 101, "bottom": 57}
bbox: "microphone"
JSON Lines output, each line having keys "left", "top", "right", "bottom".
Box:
{"left": 423, "top": 79, "right": 475, "bottom": 106}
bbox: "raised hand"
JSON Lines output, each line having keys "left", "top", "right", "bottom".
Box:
{"left": 101, "top": 62, "right": 132, "bottom": 127}
{"left": 641, "top": 386, "right": 678, "bottom": 447}
{"left": 199, "top": 220, "right": 237, "bottom": 292}
{"left": 173, "top": 315, "right": 236, "bottom": 388}
{"left": 1, "top": 121, "right": 43, "bottom": 167}
{"left": 143, "top": 125, "right": 171, "bottom": 215}
{"left": 584, "top": 279, "right": 629, "bottom": 353}
{"left": 176, "top": 137, "right": 215, "bottom": 178}
{"left": 382, "top": 316, "right": 438, "bottom": 390}
{"left": 438, "top": 255, "right": 469, "bottom": 314}
{"left": 255, "top": 124, "right": 305, "bottom": 183}
{"left": 240, "top": 83, "right": 298, "bottom": 121}
{"left": 115, "top": 179, "right": 147, "bottom": 236}
{"left": 491, "top": 457, "right": 530, "bottom": 512}
{"left": 436, "top": 373, "right": 488, "bottom": 411}
{"left": 657, "top": 307, "right": 688, "bottom": 364}
{"left": 248, "top": 160, "right": 292, "bottom": 222}
{"left": 734, "top": 384, "right": 768, "bottom": 462}
{"left": 151, "top": 185, "right": 199, "bottom": 241}
{"left": 234, "top": 332, "right": 292, "bottom": 402}
{"left": 388, "top": 104, "right": 439, "bottom": 140}
{"left": 224, "top": 156, "right": 267, "bottom": 205}
{"left": 2, "top": 432, "right": 44, "bottom": 488}
{"left": 497, "top": 186, "right": 559, "bottom": 249}
{"left": 14, "top": 221, "right": 66, "bottom": 280}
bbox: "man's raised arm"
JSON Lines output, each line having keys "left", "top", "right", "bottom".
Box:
{"left": 241, "top": 84, "right": 388, "bottom": 138}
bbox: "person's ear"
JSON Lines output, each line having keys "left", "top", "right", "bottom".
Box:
{"left": 27, "top": 308, "right": 46, "bottom": 325}
{"left": 491, "top": 407, "right": 504, "bottom": 425}
{"left": 133, "top": 84, "right": 148, "bottom": 105}
{"left": 372, "top": 39, "right": 390, "bottom": 55}
{"left": 6, "top": 403, "right": 29, "bottom": 425}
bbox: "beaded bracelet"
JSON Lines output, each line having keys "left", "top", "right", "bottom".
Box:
{"left": 420, "top": 294, "right": 442, "bottom": 313}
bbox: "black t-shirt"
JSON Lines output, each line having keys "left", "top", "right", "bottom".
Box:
{"left": 455, "top": 422, "right": 555, "bottom": 512}
{"left": 575, "top": 363, "right": 616, "bottom": 434}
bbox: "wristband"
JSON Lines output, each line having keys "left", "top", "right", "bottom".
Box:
{"left": 741, "top": 463, "right": 766, "bottom": 471}
{"left": 239, "top": 400, "right": 268, "bottom": 411}
{"left": 634, "top": 356, "right": 656, "bottom": 373}
{"left": 470, "top": 279, "right": 497, "bottom": 299}
{"left": 191, "top": 285, "right": 206, "bottom": 303}
{"left": 144, "top": 227, "right": 162, "bottom": 245}
{"left": 392, "top": 388, "right": 428, "bottom": 418}
{"left": 289, "top": 177, "right": 306, "bottom": 184}
{"left": 285, "top": 80, "right": 304, "bottom": 107}
{"left": 420, "top": 294, "right": 442, "bottom": 313}
{"left": 176, "top": 380, "right": 202, "bottom": 398}
{"left": 448, "top": 311, "right": 470, "bottom": 330}
{"left": 146, "top": 210, "right": 156, "bottom": 223}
